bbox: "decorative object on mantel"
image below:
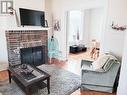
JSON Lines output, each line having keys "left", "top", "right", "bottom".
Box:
{"left": 0, "top": 1, "right": 13, "bottom": 14}
{"left": 45, "top": 20, "right": 48, "bottom": 27}
{"left": 8, "top": 7, "right": 20, "bottom": 27}
{"left": 111, "top": 21, "right": 127, "bottom": 31}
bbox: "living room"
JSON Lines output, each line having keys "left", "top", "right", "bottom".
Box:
{"left": 0, "top": 0, "right": 127, "bottom": 95}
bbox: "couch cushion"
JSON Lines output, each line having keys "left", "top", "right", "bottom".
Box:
{"left": 102, "top": 54, "right": 119, "bottom": 71}
{"left": 102, "top": 59, "right": 114, "bottom": 71}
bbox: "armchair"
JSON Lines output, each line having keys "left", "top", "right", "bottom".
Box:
{"left": 81, "top": 56, "right": 120, "bottom": 93}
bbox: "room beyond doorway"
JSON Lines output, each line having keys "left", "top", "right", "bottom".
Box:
{"left": 66, "top": 8, "right": 105, "bottom": 61}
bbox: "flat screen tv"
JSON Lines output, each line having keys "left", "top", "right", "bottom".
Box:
{"left": 19, "top": 8, "right": 45, "bottom": 27}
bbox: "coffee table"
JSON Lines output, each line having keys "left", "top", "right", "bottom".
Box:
{"left": 8, "top": 64, "right": 50, "bottom": 95}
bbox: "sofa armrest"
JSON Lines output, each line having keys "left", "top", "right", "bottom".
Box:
{"left": 81, "top": 60, "right": 93, "bottom": 68}
{"left": 82, "top": 68, "right": 105, "bottom": 73}
{"left": 81, "top": 63, "right": 120, "bottom": 87}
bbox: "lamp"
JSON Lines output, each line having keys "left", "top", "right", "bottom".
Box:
{"left": 8, "top": 7, "right": 20, "bottom": 27}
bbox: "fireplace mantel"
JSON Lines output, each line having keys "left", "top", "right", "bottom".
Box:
{"left": 5, "top": 27, "right": 50, "bottom": 31}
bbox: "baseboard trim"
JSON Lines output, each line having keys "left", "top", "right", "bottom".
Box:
{"left": 0, "top": 63, "right": 8, "bottom": 71}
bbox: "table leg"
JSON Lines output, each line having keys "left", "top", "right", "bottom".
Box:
{"left": 8, "top": 70, "right": 11, "bottom": 83}
{"left": 25, "top": 87, "right": 31, "bottom": 95}
{"left": 47, "top": 77, "right": 50, "bottom": 94}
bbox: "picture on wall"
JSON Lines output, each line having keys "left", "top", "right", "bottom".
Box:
{"left": 53, "top": 20, "right": 61, "bottom": 31}
{"left": 0, "top": 1, "right": 13, "bottom": 14}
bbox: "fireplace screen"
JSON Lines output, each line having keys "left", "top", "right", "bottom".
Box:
{"left": 20, "top": 46, "right": 45, "bottom": 66}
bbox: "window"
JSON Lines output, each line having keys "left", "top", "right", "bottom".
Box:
{"left": 0, "top": 1, "right": 13, "bottom": 14}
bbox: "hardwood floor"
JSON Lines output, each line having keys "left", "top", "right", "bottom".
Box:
{"left": 69, "top": 49, "right": 95, "bottom": 61}
{"left": 0, "top": 70, "right": 8, "bottom": 82}
{"left": 71, "top": 89, "right": 116, "bottom": 95}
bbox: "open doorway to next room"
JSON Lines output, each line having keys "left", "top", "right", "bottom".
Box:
{"left": 66, "top": 8, "right": 105, "bottom": 61}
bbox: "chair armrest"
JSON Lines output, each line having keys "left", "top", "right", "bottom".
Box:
{"left": 82, "top": 68, "right": 105, "bottom": 73}
{"left": 81, "top": 60, "right": 93, "bottom": 68}
{"left": 81, "top": 63, "right": 120, "bottom": 87}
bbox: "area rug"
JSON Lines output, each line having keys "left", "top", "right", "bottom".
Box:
{"left": 0, "top": 64, "right": 81, "bottom": 95}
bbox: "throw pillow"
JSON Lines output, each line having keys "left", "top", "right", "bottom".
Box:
{"left": 102, "top": 54, "right": 119, "bottom": 71}
{"left": 92, "top": 54, "right": 110, "bottom": 70}
{"left": 102, "top": 59, "right": 115, "bottom": 71}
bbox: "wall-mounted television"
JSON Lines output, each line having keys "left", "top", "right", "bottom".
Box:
{"left": 19, "top": 8, "right": 45, "bottom": 27}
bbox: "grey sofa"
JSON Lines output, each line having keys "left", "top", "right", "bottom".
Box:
{"left": 81, "top": 60, "right": 120, "bottom": 93}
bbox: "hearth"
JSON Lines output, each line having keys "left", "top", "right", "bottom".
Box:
{"left": 20, "top": 46, "right": 46, "bottom": 66}
{"left": 6, "top": 30, "right": 48, "bottom": 66}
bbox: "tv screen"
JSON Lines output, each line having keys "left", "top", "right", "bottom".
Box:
{"left": 19, "top": 8, "right": 45, "bottom": 27}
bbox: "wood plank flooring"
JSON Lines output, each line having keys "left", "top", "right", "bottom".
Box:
{"left": 0, "top": 70, "right": 8, "bottom": 82}
{"left": 71, "top": 89, "right": 116, "bottom": 95}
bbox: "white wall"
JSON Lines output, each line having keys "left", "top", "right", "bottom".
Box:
{"left": 0, "top": 16, "right": 8, "bottom": 27}
{"left": 45, "top": 0, "right": 53, "bottom": 38}
{"left": 89, "top": 8, "right": 104, "bottom": 43}
{"left": 111, "top": 0, "right": 127, "bottom": 94}
{"left": 101, "top": 29, "right": 125, "bottom": 60}
{"left": 82, "top": 8, "right": 105, "bottom": 47}
{"left": 52, "top": 0, "right": 106, "bottom": 60}
{"left": 0, "top": 1, "right": 13, "bottom": 70}
{"left": 0, "top": 30, "right": 8, "bottom": 63}
{"left": 117, "top": 32, "right": 127, "bottom": 95}
{"left": 101, "top": 0, "right": 127, "bottom": 60}
{"left": 14, "top": 0, "right": 45, "bottom": 11}
{"left": 82, "top": 10, "right": 91, "bottom": 47}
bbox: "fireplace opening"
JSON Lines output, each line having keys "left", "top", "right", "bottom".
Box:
{"left": 20, "top": 46, "right": 46, "bottom": 66}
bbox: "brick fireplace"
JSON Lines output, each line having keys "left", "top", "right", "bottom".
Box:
{"left": 6, "top": 29, "right": 48, "bottom": 66}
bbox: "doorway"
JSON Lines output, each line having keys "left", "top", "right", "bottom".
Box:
{"left": 66, "top": 8, "right": 105, "bottom": 61}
